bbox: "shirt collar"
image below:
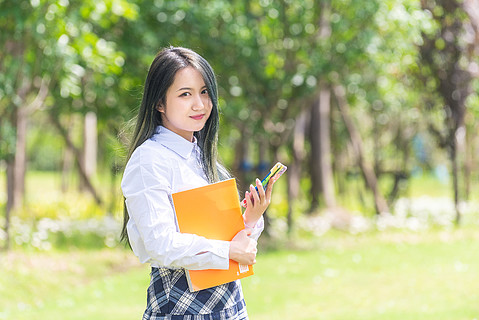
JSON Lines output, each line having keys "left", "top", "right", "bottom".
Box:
{"left": 151, "top": 126, "right": 200, "bottom": 159}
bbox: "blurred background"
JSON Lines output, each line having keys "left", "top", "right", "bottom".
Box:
{"left": 1, "top": 0, "right": 479, "bottom": 319}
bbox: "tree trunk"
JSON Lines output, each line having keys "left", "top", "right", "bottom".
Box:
{"left": 309, "top": 85, "right": 336, "bottom": 211}
{"left": 61, "top": 144, "right": 74, "bottom": 193}
{"left": 318, "top": 84, "right": 336, "bottom": 208}
{"left": 4, "top": 102, "right": 29, "bottom": 250}
{"left": 14, "top": 106, "right": 27, "bottom": 203}
{"left": 463, "top": 120, "right": 475, "bottom": 200}
{"left": 451, "top": 153, "right": 460, "bottom": 224}
{"left": 50, "top": 113, "right": 103, "bottom": 206}
{"left": 451, "top": 129, "right": 462, "bottom": 224}
{"left": 308, "top": 0, "right": 335, "bottom": 213}
{"left": 373, "top": 115, "right": 381, "bottom": 176}
{"left": 80, "top": 112, "right": 98, "bottom": 191}
{"left": 4, "top": 160, "right": 14, "bottom": 250}
{"left": 463, "top": 135, "right": 471, "bottom": 201}
{"left": 333, "top": 84, "right": 389, "bottom": 215}
{"left": 287, "top": 109, "right": 307, "bottom": 233}
{"left": 309, "top": 99, "right": 322, "bottom": 212}
{"left": 61, "top": 116, "right": 74, "bottom": 193}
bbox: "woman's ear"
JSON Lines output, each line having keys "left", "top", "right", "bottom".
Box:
{"left": 156, "top": 102, "right": 164, "bottom": 113}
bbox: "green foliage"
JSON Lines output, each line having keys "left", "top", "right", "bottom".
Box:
{"left": 0, "top": 0, "right": 138, "bottom": 169}
{"left": 1, "top": 0, "right": 479, "bottom": 239}
{"left": 1, "top": 3, "right": 478, "bottom": 319}
{"left": 27, "top": 120, "right": 65, "bottom": 171}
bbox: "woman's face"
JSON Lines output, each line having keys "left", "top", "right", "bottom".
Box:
{"left": 158, "top": 66, "right": 212, "bottom": 142}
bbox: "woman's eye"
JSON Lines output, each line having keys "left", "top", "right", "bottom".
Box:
{"left": 180, "top": 92, "right": 191, "bottom": 97}
{"left": 201, "top": 89, "right": 208, "bottom": 95}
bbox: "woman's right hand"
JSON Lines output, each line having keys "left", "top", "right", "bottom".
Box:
{"left": 229, "top": 229, "right": 257, "bottom": 265}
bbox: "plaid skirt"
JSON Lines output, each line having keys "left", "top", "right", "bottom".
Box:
{"left": 143, "top": 267, "right": 249, "bottom": 320}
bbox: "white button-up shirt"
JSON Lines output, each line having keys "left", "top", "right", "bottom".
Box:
{"left": 121, "top": 126, "right": 264, "bottom": 270}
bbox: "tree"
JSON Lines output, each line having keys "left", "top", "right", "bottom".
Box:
{"left": 1, "top": 0, "right": 52, "bottom": 249}
{"left": 419, "top": 0, "right": 479, "bottom": 223}
{"left": 308, "top": 1, "right": 336, "bottom": 212}
{"left": 0, "top": 0, "right": 137, "bottom": 249}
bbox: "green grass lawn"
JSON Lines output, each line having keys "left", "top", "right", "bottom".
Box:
{"left": 244, "top": 228, "right": 479, "bottom": 320}
{"left": 2, "top": 227, "right": 479, "bottom": 320}
{"left": 0, "top": 248, "right": 150, "bottom": 320}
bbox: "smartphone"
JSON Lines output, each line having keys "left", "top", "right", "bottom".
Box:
{"left": 241, "top": 162, "right": 287, "bottom": 208}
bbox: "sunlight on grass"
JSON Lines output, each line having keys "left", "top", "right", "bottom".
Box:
{"left": 2, "top": 228, "right": 479, "bottom": 320}
{"left": 0, "top": 171, "right": 123, "bottom": 221}
{"left": 407, "top": 173, "right": 451, "bottom": 198}
{"left": 242, "top": 228, "right": 479, "bottom": 320}
{"left": 1, "top": 172, "right": 479, "bottom": 319}
{"left": 0, "top": 248, "right": 149, "bottom": 320}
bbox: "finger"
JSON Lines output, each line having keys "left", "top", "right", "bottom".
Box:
{"left": 256, "top": 178, "right": 266, "bottom": 203}
{"left": 244, "top": 227, "right": 253, "bottom": 236}
{"left": 245, "top": 191, "right": 254, "bottom": 207}
{"left": 250, "top": 184, "right": 260, "bottom": 204}
{"left": 265, "top": 176, "right": 276, "bottom": 200}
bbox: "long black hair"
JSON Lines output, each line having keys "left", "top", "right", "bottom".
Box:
{"left": 120, "top": 47, "right": 228, "bottom": 244}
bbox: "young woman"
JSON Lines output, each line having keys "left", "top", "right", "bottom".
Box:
{"left": 121, "top": 46, "right": 276, "bottom": 320}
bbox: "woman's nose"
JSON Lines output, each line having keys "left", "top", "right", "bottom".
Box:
{"left": 192, "top": 94, "right": 205, "bottom": 110}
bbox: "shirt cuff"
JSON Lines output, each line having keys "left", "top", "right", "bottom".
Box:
{"left": 244, "top": 216, "right": 264, "bottom": 241}
{"left": 207, "top": 239, "right": 230, "bottom": 270}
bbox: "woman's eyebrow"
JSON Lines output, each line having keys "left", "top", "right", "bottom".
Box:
{"left": 176, "top": 85, "right": 207, "bottom": 92}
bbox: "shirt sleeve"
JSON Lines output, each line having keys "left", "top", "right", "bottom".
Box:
{"left": 121, "top": 151, "right": 230, "bottom": 270}
{"left": 244, "top": 216, "right": 265, "bottom": 241}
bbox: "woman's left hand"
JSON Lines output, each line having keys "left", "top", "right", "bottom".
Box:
{"left": 243, "top": 177, "right": 276, "bottom": 228}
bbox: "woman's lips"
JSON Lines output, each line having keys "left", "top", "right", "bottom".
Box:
{"left": 190, "top": 114, "right": 205, "bottom": 120}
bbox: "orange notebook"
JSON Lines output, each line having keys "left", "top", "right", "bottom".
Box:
{"left": 171, "top": 178, "right": 254, "bottom": 292}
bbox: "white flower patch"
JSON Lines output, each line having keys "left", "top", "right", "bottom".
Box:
{"left": 294, "top": 197, "right": 479, "bottom": 237}
{"left": 0, "top": 216, "right": 122, "bottom": 250}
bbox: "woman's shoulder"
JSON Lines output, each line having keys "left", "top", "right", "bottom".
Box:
{"left": 125, "top": 139, "right": 178, "bottom": 176}
{"left": 131, "top": 138, "right": 176, "bottom": 162}
{"left": 122, "top": 140, "right": 176, "bottom": 192}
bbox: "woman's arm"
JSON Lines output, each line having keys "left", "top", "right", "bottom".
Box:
{"left": 122, "top": 153, "right": 230, "bottom": 271}
{"left": 229, "top": 228, "right": 258, "bottom": 265}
